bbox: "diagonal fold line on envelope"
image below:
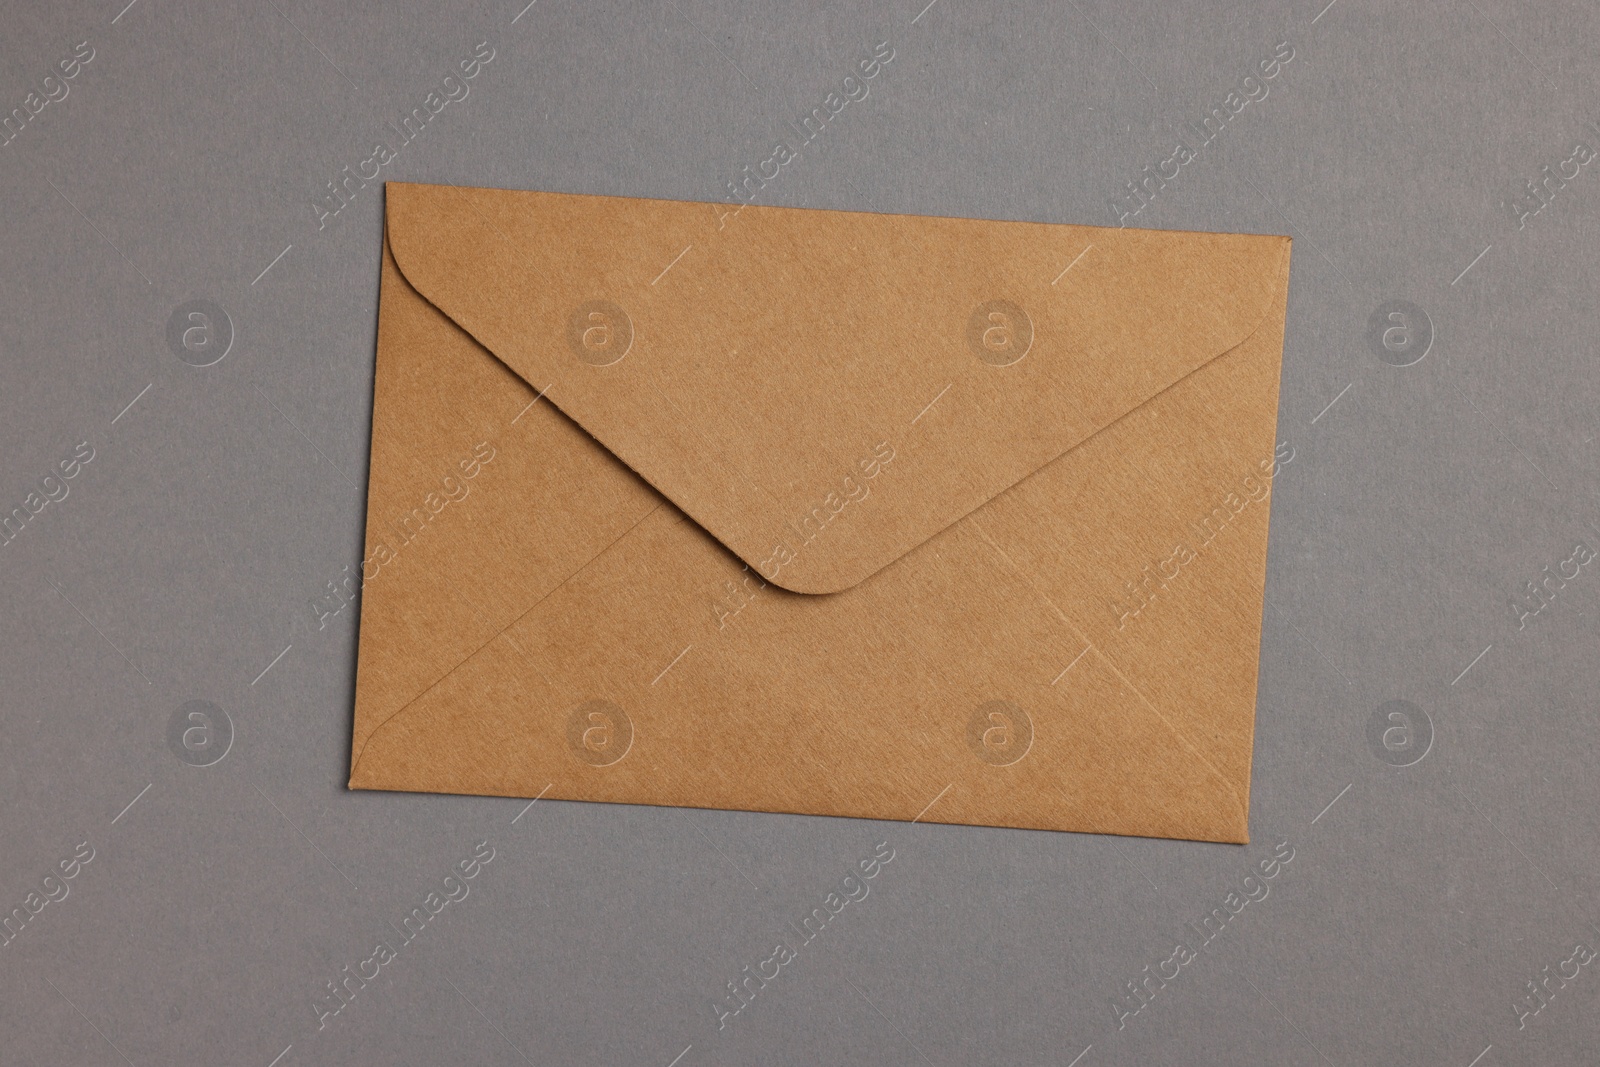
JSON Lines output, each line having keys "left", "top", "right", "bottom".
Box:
{"left": 349, "top": 181, "right": 1291, "bottom": 843}
{"left": 448, "top": 182, "right": 804, "bottom": 564}
{"left": 441, "top": 181, "right": 796, "bottom": 547}
{"left": 349, "top": 497, "right": 665, "bottom": 774}
{"left": 445, "top": 182, "right": 826, "bottom": 607}
{"left": 964, "top": 515, "right": 1246, "bottom": 822}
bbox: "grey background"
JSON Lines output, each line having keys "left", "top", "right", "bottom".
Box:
{"left": 1, "top": 0, "right": 1596, "bottom": 1063}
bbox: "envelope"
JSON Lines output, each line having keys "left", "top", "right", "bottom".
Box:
{"left": 347, "top": 181, "right": 1291, "bottom": 844}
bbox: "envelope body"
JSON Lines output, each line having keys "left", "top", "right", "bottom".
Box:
{"left": 348, "top": 182, "right": 1291, "bottom": 844}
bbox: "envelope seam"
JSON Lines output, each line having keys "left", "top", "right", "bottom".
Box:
{"left": 349, "top": 501, "right": 665, "bottom": 779}
{"left": 965, "top": 515, "right": 1249, "bottom": 831}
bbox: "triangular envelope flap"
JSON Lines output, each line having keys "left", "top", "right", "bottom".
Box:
{"left": 385, "top": 181, "right": 1289, "bottom": 594}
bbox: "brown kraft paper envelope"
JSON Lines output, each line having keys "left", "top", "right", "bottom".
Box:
{"left": 347, "top": 181, "right": 1292, "bottom": 844}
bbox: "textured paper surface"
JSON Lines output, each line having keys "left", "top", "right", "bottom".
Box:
{"left": 350, "top": 184, "right": 1291, "bottom": 842}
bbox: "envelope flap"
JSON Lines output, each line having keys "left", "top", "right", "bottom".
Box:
{"left": 385, "top": 181, "right": 1288, "bottom": 593}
